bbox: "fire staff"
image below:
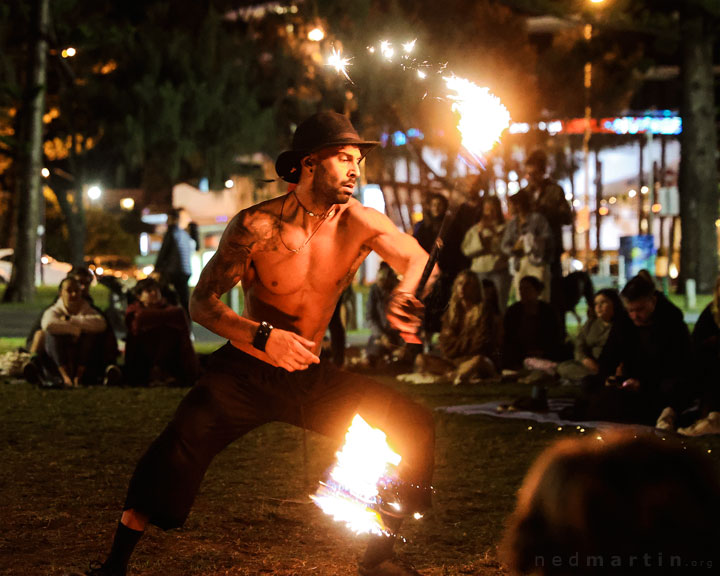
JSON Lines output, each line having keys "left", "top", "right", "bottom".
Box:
{"left": 84, "top": 112, "right": 436, "bottom": 576}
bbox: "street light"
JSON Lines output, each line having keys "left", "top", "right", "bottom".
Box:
{"left": 87, "top": 184, "right": 102, "bottom": 201}
{"left": 308, "top": 26, "right": 325, "bottom": 42}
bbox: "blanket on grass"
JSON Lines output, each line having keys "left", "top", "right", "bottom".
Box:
{"left": 438, "top": 398, "right": 654, "bottom": 432}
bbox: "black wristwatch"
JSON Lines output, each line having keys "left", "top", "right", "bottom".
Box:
{"left": 252, "top": 321, "right": 274, "bottom": 352}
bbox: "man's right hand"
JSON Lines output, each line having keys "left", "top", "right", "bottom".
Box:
{"left": 264, "top": 328, "right": 320, "bottom": 372}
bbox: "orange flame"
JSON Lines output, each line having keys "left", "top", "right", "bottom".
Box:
{"left": 444, "top": 75, "right": 511, "bottom": 157}
{"left": 311, "top": 414, "right": 402, "bottom": 535}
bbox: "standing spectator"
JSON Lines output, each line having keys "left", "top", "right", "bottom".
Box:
{"left": 412, "top": 192, "right": 448, "bottom": 254}
{"left": 502, "top": 275, "right": 562, "bottom": 370}
{"left": 577, "top": 274, "right": 693, "bottom": 428}
{"left": 502, "top": 192, "right": 553, "bottom": 302}
{"left": 518, "top": 150, "right": 573, "bottom": 335}
{"left": 365, "top": 262, "right": 403, "bottom": 366}
{"left": 462, "top": 195, "right": 510, "bottom": 312}
{"left": 40, "top": 277, "right": 108, "bottom": 387}
{"left": 124, "top": 278, "right": 198, "bottom": 387}
{"left": 155, "top": 207, "right": 194, "bottom": 315}
{"left": 414, "top": 192, "right": 451, "bottom": 341}
{"left": 679, "top": 276, "right": 720, "bottom": 435}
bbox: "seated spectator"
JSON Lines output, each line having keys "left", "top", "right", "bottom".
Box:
{"left": 573, "top": 274, "right": 693, "bottom": 428}
{"left": 501, "top": 433, "right": 720, "bottom": 575}
{"left": 502, "top": 275, "right": 562, "bottom": 370}
{"left": 365, "top": 262, "right": 404, "bottom": 366}
{"left": 461, "top": 195, "right": 510, "bottom": 313}
{"left": 679, "top": 276, "right": 720, "bottom": 436}
{"left": 68, "top": 266, "right": 120, "bottom": 384}
{"left": 124, "top": 278, "right": 198, "bottom": 387}
{"left": 549, "top": 289, "right": 625, "bottom": 382}
{"left": 501, "top": 192, "right": 553, "bottom": 302}
{"left": 415, "top": 270, "right": 501, "bottom": 384}
{"left": 37, "top": 277, "right": 108, "bottom": 388}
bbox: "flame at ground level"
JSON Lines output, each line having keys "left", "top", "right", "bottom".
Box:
{"left": 311, "top": 414, "right": 402, "bottom": 535}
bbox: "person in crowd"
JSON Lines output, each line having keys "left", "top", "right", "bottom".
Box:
{"left": 552, "top": 289, "right": 625, "bottom": 382}
{"left": 414, "top": 192, "right": 452, "bottom": 342}
{"left": 461, "top": 195, "right": 510, "bottom": 313}
{"left": 501, "top": 192, "right": 553, "bottom": 302}
{"left": 326, "top": 285, "right": 354, "bottom": 367}
{"left": 573, "top": 274, "right": 693, "bottom": 428}
{"left": 502, "top": 275, "right": 562, "bottom": 370}
{"left": 678, "top": 276, "right": 720, "bottom": 436}
{"left": 69, "top": 266, "right": 121, "bottom": 384}
{"left": 416, "top": 270, "right": 501, "bottom": 384}
{"left": 154, "top": 207, "right": 194, "bottom": 315}
{"left": 517, "top": 150, "right": 573, "bottom": 335}
{"left": 24, "top": 267, "right": 120, "bottom": 387}
{"left": 501, "top": 433, "right": 720, "bottom": 575}
{"left": 365, "top": 262, "right": 404, "bottom": 366}
{"left": 412, "top": 192, "right": 448, "bottom": 254}
{"left": 123, "top": 278, "right": 198, "bottom": 387}
{"left": 37, "top": 277, "right": 108, "bottom": 388}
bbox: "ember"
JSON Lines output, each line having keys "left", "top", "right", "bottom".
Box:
{"left": 311, "top": 414, "right": 404, "bottom": 535}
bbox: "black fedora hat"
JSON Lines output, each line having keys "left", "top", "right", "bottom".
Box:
{"left": 275, "top": 112, "right": 379, "bottom": 183}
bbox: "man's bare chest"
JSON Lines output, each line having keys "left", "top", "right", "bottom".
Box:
{"left": 250, "top": 227, "right": 368, "bottom": 296}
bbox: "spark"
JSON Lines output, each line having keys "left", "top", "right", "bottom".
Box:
{"left": 380, "top": 40, "right": 394, "bottom": 60}
{"left": 327, "top": 46, "right": 352, "bottom": 82}
{"left": 402, "top": 39, "right": 416, "bottom": 54}
{"left": 417, "top": 70, "right": 427, "bottom": 79}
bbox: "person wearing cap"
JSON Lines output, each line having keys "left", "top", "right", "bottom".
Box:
{"left": 85, "top": 112, "right": 436, "bottom": 576}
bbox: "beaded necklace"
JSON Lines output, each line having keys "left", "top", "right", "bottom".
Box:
{"left": 279, "top": 193, "right": 335, "bottom": 254}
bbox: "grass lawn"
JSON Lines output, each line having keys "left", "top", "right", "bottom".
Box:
{"left": 2, "top": 362, "right": 720, "bottom": 575}
{"left": 0, "top": 282, "right": 718, "bottom": 574}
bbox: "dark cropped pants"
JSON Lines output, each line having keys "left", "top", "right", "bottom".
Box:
{"left": 124, "top": 343, "right": 435, "bottom": 530}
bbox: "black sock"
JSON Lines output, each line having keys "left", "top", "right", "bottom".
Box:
{"left": 105, "top": 521, "right": 143, "bottom": 569}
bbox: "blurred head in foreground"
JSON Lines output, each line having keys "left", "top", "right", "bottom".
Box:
{"left": 501, "top": 433, "right": 720, "bottom": 575}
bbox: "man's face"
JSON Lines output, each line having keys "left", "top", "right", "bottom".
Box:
{"left": 178, "top": 209, "right": 191, "bottom": 229}
{"left": 526, "top": 163, "right": 544, "bottom": 186}
{"left": 139, "top": 287, "right": 162, "bottom": 307}
{"left": 429, "top": 198, "right": 446, "bottom": 218}
{"left": 624, "top": 295, "right": 656, "bottom": 326}
{"left": 518, "top": 278, "right": 539, "bottom": 303}
{"left": 310, "top": 145, "right": 361, "bottom": 205}
{"left": 69, "top": 273, "right": 92, "bottom": 298}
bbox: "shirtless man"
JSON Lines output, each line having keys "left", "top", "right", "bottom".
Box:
{"left": 85, "top": 112, "right": 436, "bottom": 576}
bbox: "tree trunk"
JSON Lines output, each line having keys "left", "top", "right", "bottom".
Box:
{"left": 3, "top": 0, "right": 48, "bottom": 302}
{"left": 679, "top": 5, "right": 718, "bottom": 294}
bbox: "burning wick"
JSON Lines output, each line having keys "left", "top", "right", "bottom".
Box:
{"left": 444, "top": 75, "right": 511, "bottom": 157}
{"left": 311, "top": 414, "right": 404, "bottom": 535}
